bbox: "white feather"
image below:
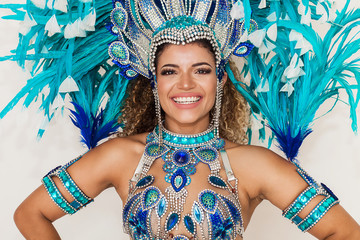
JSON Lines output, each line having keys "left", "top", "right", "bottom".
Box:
{"left": 30, "top": 0, "right": 46, "bottom": 9}
{"left": 54, "top": 0, "right": 68, "bottom": 13}
{"left": 239, "top": 29, "right": 248, "bottom": 43}
{"left": 19, "top": 13, "right": 37, "bottom": 35}
{"left": 248, "top": 29, "right": 266, "bottom": 48}
{"left": 295, "top": 38, "right": 313, "bottom": 55}
{"left": 267, "top": 23, "right": 277, "bottom": 42}
{"left": 258, "top": 0, "right": 267, "bottom": 9}
{"left": 301, "top": 10, "right": 311, "bottom": 26}
{"left": 51, "top": 94, "right": 65, "bottom": 110}
{"left": 81, "top": 9, "right": 96, "bottom": 31}
{"left": 258, "top": 39, "right": 276, "bottom": 54}
{"left": 64, "top": 19, "right": 87, "bottom": 39}
{"left": 230, "top": 1, "right": 245, "bottom": 20}
{"left": 45, "top": 15, "right": 62, "bottom": 36}
{"left": 47, "top": 0, "right": 54, "bottom": 9}
{"left": 280, "top": 81, "right": 295, "bottom": 97}
{"left": 59, "top": 76, "right": 79, "bottom": 93}
{"left": 267, "top": 12, "right": 277, "bottom": 22}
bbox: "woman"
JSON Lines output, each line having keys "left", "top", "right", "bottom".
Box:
{"left": 13, "top": 40, "right": 360, "bottom": 240}
{"left": 3, "top": 0, "right": 360, "bottom": 239}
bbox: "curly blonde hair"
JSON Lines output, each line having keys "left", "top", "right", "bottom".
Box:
{"left": 118, "top": 43, "right": 249, "bottom": 144}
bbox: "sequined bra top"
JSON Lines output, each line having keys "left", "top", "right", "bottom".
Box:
{"left": 122, "top": 127, "right": 244, "bottom": 240}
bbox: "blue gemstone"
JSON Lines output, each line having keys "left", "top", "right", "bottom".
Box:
{"left": 157, "top": 197, "right": 167, "bottom": 217}
{"left": 166, "top": 213, "right": 179, "bottom": 231}
{"left": 136, "top": 175, "right": 154, "bottom": 188}
{"left": 199, "top": 190, "right": 217, "bottom": 213}
{"left": 110, "top": 6, "right": 128, "bottom": 31}
{"left": 209, "top": 175, "right": 227, "bottom": 188}
{"left": 143, "top": 187, "right": 160, "bottom": 209}
{"left": 171, "top": 169, "right": 187, "bottom": 192}
{"left": 173, "top": 150, "right": 190, "bottom": 165}
{"left": 192, "top": 202, "right": 203, "bottom": 223}
{"left": 184, "top": 215, "right": 195, "bottom": 234}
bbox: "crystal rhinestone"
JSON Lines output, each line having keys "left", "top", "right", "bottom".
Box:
{"left": 192, "top": 202, "right": 203, "bottom": 224}
{"left": 142, "top": 187, "right": 161, "bottom": 210}
{"left": 157, "top": 197, "right": 167, "bottom": 217}
{"left": 208, "top": 175, "right": 227, "bottom": 188}
{"left": 166, "top": 212, "right": 179, "bottom": 231}
{"left": 194, "top": 147, "right": 218, "bottom": 163}
{"left": 126, "top": 69, "right": 138, "bottom": 78}
{"left": 145, "top": 142, "right": 168, "bottom": 157}
{"left": 171, "top": 168, "right": 187, "bottom": 192}
{"left": 136, "top": 175, "right": 155, "bottom": 188}
{"left": 173, "top": 149, "right": 190, "bottom": 166}
{"left": 234, "top": 43, "right": 254, "bottom": 57}
{"left": 184, "top": 215, "right": 195, "bottom": 234}
{"left": 110, "top": 6, "right": 128, "bottom": 31}
{"left": 199, "top": 190, "right": 217, "bottom": 213}
{"left": 222, "top": 196, "right": 242, "bottom": 222}
{"left": 109, "top": 41, "right": 129, "bottom": 64}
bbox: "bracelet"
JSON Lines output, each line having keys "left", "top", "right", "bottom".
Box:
{"left": 283, "top": 166, "right": 339, "bottom": 232}
{"left": 42, "top": 175, "right": 77, "bottom": 214}
{"left": 42, "top": 155, "right": 93, "bottom": 214}
{"left": 283, "top": 186, "right": 318, "bottom": 221}
{"left": 297, "top": 195, "right": 339, "bottom": 232}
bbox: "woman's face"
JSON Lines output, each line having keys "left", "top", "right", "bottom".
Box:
{"left": 156, "top": 42, "right": 221, "bottom": 133}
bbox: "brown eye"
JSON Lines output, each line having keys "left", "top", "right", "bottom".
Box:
{"left": 196, "top": 68, "right": 212, "bottom": 74}
{"left": 160, "top": 68, "right": 176, "bottom": 75}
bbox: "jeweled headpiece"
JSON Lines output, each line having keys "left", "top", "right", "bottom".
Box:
{"left": 108, "top": 0, "right": 257, "bottom": 80}
{"left": 1, "top": 0, "right": 360, "bottom": 164}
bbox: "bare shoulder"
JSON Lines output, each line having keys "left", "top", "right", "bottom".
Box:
{"left": 90, "top": 132, "right": 148, "bottom": 162}
{"left": 66, "top": 132, "right": 149, "bottom": 199}
{"left": 224, "top": 142, "right": 298, "bottom": 199}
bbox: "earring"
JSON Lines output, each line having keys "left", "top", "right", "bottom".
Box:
{"left": 152, "top": 82, "right": 163, "bottom": 148}
{"left": 213, "top": 79, "right": 223, "bottom": 138}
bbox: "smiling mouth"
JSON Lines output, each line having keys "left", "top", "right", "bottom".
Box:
{"left": 172, "top": 96, "right": 201, "bottom": 104}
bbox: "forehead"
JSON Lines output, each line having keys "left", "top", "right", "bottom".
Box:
{"left": 157, "top": 43, "right": 216, "bottom": 66}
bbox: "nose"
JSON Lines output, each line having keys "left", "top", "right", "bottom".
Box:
{"left": 177, "top": 71, "right": 196, "bottom": 90}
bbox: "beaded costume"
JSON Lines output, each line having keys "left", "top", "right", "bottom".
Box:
{"left": 123, "top": 126, "right": 244, "bottom": 239}
{"left": 1, "top": 0, "right": 360, "bottom": 239}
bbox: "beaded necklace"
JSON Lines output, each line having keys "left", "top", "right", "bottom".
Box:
{"left": 123, "top": 124, "right": 244, "bottom": 239}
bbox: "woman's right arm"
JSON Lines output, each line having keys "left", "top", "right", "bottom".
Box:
{"left": 13, "top": 137, "right": 143, "bottom": 240}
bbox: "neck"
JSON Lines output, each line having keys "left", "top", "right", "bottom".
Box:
{"left": 163, "top": 116, "right": 211, "bottom": 135}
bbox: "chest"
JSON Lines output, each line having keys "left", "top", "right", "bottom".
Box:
{"left": 122, "top": 137, "right": 244, "bottom": 239}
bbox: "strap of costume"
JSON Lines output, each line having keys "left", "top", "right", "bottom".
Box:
{"left": 42, "top": 155, "right": 93, "bottom": 214}
{"left": 220, "top": 149, "right": 236, "bottom": 182}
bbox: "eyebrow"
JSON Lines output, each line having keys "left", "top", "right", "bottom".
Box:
{"left": 160, "top": 62, "right": 213, "bottom": 69}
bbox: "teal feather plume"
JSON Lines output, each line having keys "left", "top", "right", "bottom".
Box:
{"left": 0, "top": 1, "right": 128, "bottom": 149}
{"left": 232, "top": 0, "right": 360, "bottom": 161}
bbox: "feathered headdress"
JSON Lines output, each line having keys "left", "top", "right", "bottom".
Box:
{"left": 0, "top": 0, "right": 359, "bottom": 162}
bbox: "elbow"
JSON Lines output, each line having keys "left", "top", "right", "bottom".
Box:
{"left": 14, "top": 204, "right": 25, "bottom": 228}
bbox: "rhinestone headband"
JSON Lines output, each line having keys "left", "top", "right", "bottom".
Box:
{"left": 149, "top": 16, "right": 222, "bottom": 75}
{"left": 108, "top": 0, "right": 258, "bottom": 81}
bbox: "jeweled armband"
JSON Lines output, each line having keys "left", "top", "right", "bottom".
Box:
{"left": 42, "top": 155, "right": 93, "bottom": 214}
{"left": 282, "top": 167, "right": 339, "bottom": 232}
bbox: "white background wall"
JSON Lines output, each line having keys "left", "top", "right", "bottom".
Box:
{"left": 0, "top": 0, "right": 359, "bottom": 239}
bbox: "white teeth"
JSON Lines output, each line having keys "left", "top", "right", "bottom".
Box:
{"left": 173, "top": 96, "right": 200, "bottom": 104}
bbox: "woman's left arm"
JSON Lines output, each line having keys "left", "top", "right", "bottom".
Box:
{"left": 230, "top": 145, "right": 360, "bottom": 240}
